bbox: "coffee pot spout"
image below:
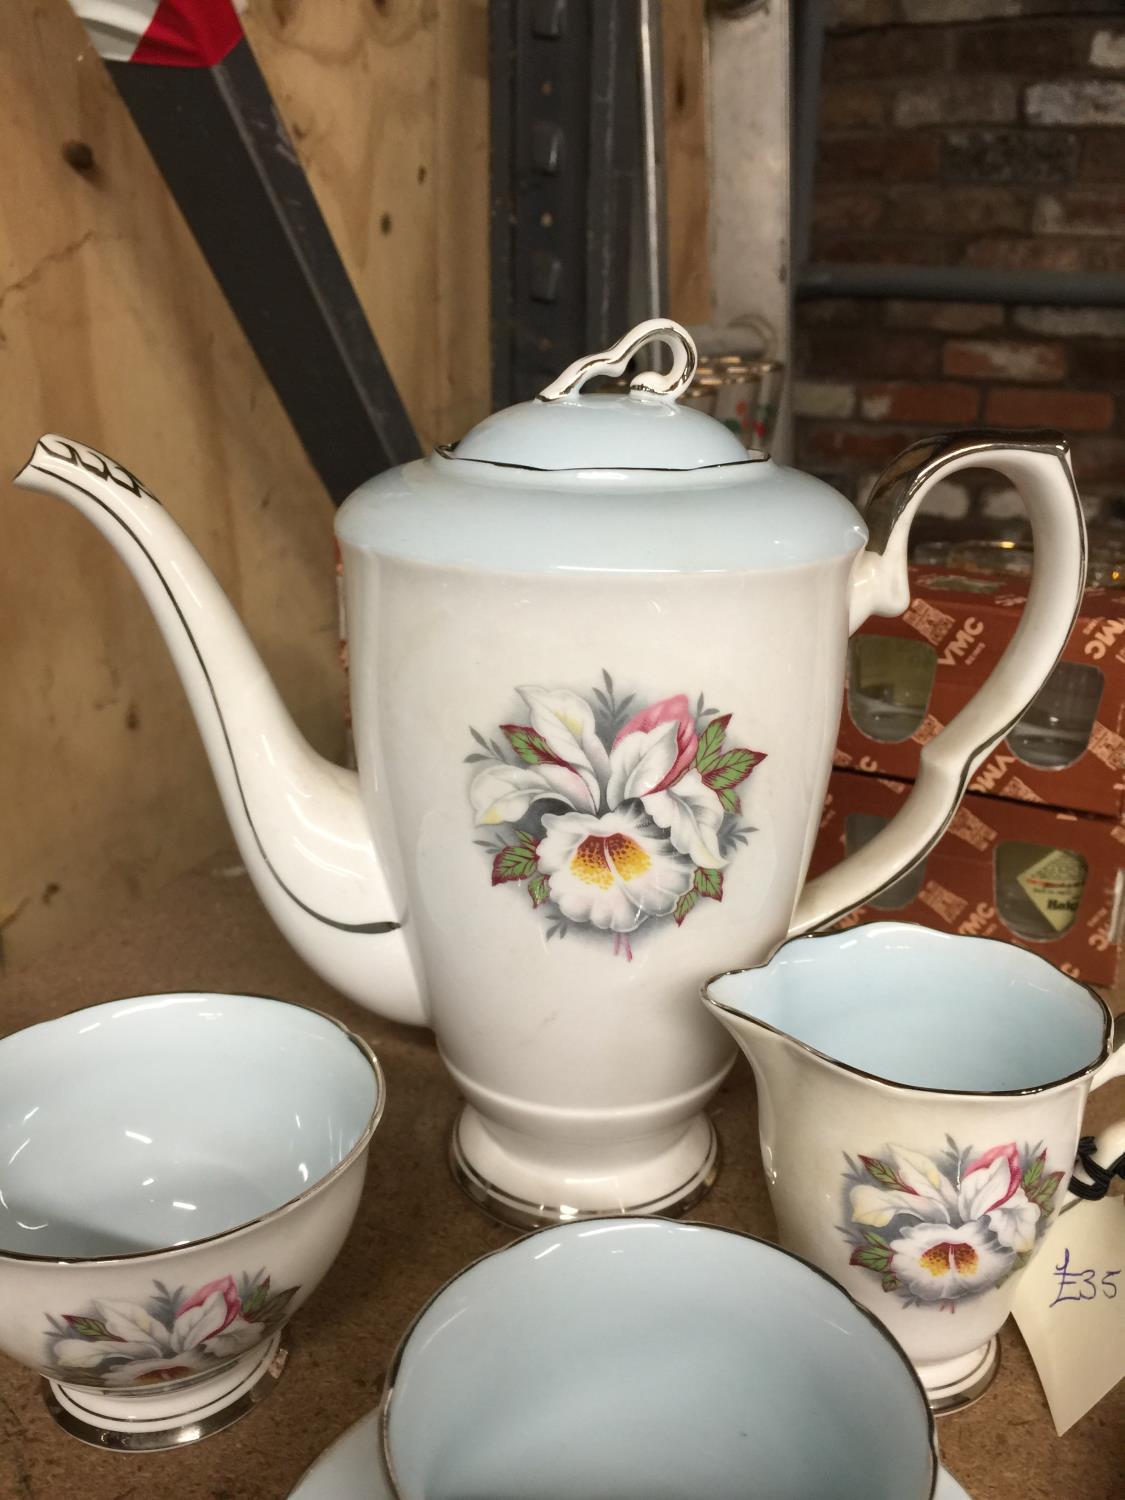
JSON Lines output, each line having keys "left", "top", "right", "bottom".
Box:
{"left": 14, "top": 436, "right": 427, "bottom": 1025}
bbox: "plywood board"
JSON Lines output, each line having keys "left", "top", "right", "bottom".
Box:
{"left": 0, "top": 3, "right": 346, "bottom": 969}
{"left": 244, "top": 0, "right": 491, "bottom": 450}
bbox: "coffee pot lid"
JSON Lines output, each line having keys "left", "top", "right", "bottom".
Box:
{"left": 446, "top": 321, "right": 753, "bottom": 472}
{"left": 337, "top": 317, "right": 868, "bottom": 573}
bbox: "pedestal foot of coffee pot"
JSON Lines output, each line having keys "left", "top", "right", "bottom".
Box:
{"left": 922, "top": 1337, "right": 1000, "bottom": 1416}
{"left": 449, "top": 1105, "right": 721, "bottom": 1230}
{"left": 43, "top": 1331, "right": 288, "bottom": 1450}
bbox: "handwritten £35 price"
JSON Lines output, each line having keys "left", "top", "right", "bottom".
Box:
{"left": 1049, "top": 1247, "right": 1121, "bottom": 1307}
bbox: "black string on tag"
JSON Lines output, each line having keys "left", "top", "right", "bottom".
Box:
{"left": 1067, "top": 1135, "right": 1125, "bottom": 1202}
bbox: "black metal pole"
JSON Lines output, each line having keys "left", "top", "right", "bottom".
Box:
{"left": 73, "top": 1, "right": 420, "bottom": 501}
{"left": 490, "top": 0, "right": 640, "bottom": 408}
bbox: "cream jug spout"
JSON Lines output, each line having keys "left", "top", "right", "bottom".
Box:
{"left": 700, "top": 966, "right": 810, "bottom": 1188}
{"left": 15, "top": 436, "right": 427, "bottom": 1026}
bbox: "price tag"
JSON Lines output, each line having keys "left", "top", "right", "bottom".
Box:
{"left": 1011, "top": 1195, "right": 1124, "bottom": 1436}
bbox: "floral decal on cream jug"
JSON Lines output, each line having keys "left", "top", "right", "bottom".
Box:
{"left": 841, "top": 1139, "right": 1063, "bottom": 1309}
{"left": 467, "top": 673, "right": 765, "bottom": 956}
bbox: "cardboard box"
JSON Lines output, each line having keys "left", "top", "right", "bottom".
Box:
{"left": 810, "top": 768, "right": 1125, "bottom": 986}
{"left": 835, "top": 566, "right": 1125, "bottom": 820}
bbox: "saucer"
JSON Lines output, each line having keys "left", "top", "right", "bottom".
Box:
{"left": 289, "top": 1410, "right": 390, "bottom": 1500}
{"left": 287, "top": 1409, "right": 972, "bottom": 1499}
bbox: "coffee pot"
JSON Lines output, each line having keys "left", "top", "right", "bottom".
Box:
{"left": 15, "top": 319, "right": 1086, "bottom": 1226}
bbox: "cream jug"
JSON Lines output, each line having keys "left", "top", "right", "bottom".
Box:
{"left": 15, "top": 320, "right": 1086, "bottom": 1226}
{"left": 703, "top": 922, "right": 1125, "bottom": 1412}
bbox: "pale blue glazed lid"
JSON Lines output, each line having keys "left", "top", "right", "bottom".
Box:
{"left": 337, "top": 320, "right": 868, "bottom": 573}
{"left": 451, "top": 390, "right": 749, "bottom": 472}
{"left": 447, "top": 317, "right": 750, "bottom": 472}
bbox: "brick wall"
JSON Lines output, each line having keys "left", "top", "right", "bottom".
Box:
{"left": 796, "top": 1, "right": 1125, "bottom": 526}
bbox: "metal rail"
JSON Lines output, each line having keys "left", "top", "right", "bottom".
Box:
{"left": 798, "top": 262, "right": 1125, "bottom": 308}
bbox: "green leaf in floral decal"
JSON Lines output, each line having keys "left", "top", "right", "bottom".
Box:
{"left": 256, "top": 1286, "right": 299, "bottom": 1326}
{"left": 850, "top": 1244, "right": 892, "bottom": 1272}
{"left": 716, "top": 785, "right": 741, "bottom": 814}
{"left": 693, "top": 867, "right": 723, "bottom": 901}
{"left": 859, "top": 1156, "right": 901, "bottom": 1189}
{"left": 694, "top": 714, "right": 731, "bottom": 775}
{"left": 702, "top": 747, "right": 766, "bottom": 792}
{"left": 501, "top": 723, "right": 571, "bottom": 769}
{"left": 881, "top": 1273, "right": 900, "bottom": 1292}
{"left": 241, "top": 1277, "right": 272, "bottom": 1321}
{"left": 1022, "top": 1151, "right": 1046, "bottom": 1195}
{"left": 492, "top": 843, "right": 540, "bottom": 885}
{"left": 528, "top": 874, "right": 551, "bottom": 908}
{"left": 1029, "top": 1169, "right": 1065, "bottom": 1212}
{"left": 674, "top": 888, "right": 699, "bottom": 926}
{"left": 62, "top": 1315, "right": 119, "bottom": 1341}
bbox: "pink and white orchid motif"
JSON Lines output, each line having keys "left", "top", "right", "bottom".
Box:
{"left": 45, "top": 1269, "right": 299, "bottom": 1388}
{"left": 536, "top": 806, "right": 693, "bottom": 935}
{"left": 842, "top": 1140, "right": 1064, "bottom": 1309}
{"left": 467, "top": 674, "right": 765, "bottom": 951}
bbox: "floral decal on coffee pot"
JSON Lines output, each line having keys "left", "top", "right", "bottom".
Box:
{"left": 44, "top": 1269, "right": 298, "bottom": 1387}
{"left": 467, "top": 673, "right": 765, "bottom": 956}
{"left": 840, "top": 1140, "right": 1064, "bottom": 1308}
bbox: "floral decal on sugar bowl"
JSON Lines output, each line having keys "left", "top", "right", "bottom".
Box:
{"left": 467, "top": 673, "right": 765, "bottom": 957}
{"left": 840, "top": 1140, "right": 1064, "bottom": 1309}
{"left": 44, "top": 1269, "right": 299, "bottom": 1387}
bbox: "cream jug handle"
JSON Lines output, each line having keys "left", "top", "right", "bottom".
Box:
{"left": 791, "top": 429, "right": 1086, "bottom": 936}
{"left": 1065, "top": 1014, "right": 1125, "bottom": 1208}
{"left": 1090, "top": 1014, "right": 1125, "bottom": 1092}
{"left": 1063, "top": 1016, "right": 1125, "bottom": 1208}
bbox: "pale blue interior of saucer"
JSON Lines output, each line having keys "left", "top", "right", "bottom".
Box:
{"left": 0, "top": 994, "right": 377, "bottom": 1258}
{"left": 386, "top": 1218, "right": 935, "bottom": 1500}
{"left": 707, "top": 922, "right": 1105, "bottom": 1092}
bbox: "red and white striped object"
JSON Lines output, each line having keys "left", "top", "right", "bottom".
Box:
{"left": 71, "top": 0, "right": 246, "bottom": 67}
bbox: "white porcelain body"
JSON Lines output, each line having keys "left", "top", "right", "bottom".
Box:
{"left": 341, "top": 522, "right": 855, "bottom": 1207}
{"left": 0, "top": 994, "right": 381, "bottom": 1428}
{"left": 378, "top": 1218, "right": 940, "bottom": 1500}
{"left": 704, "top": 924, "right": 1125, "bottom": 1394}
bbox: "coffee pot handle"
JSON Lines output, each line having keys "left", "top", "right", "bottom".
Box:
{"left": 791, "top": 429, "right": 1086, "bottom": 936}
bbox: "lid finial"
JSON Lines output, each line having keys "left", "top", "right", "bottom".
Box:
{"left": 537, "top": 319, "right": 698, "bottom": 405}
